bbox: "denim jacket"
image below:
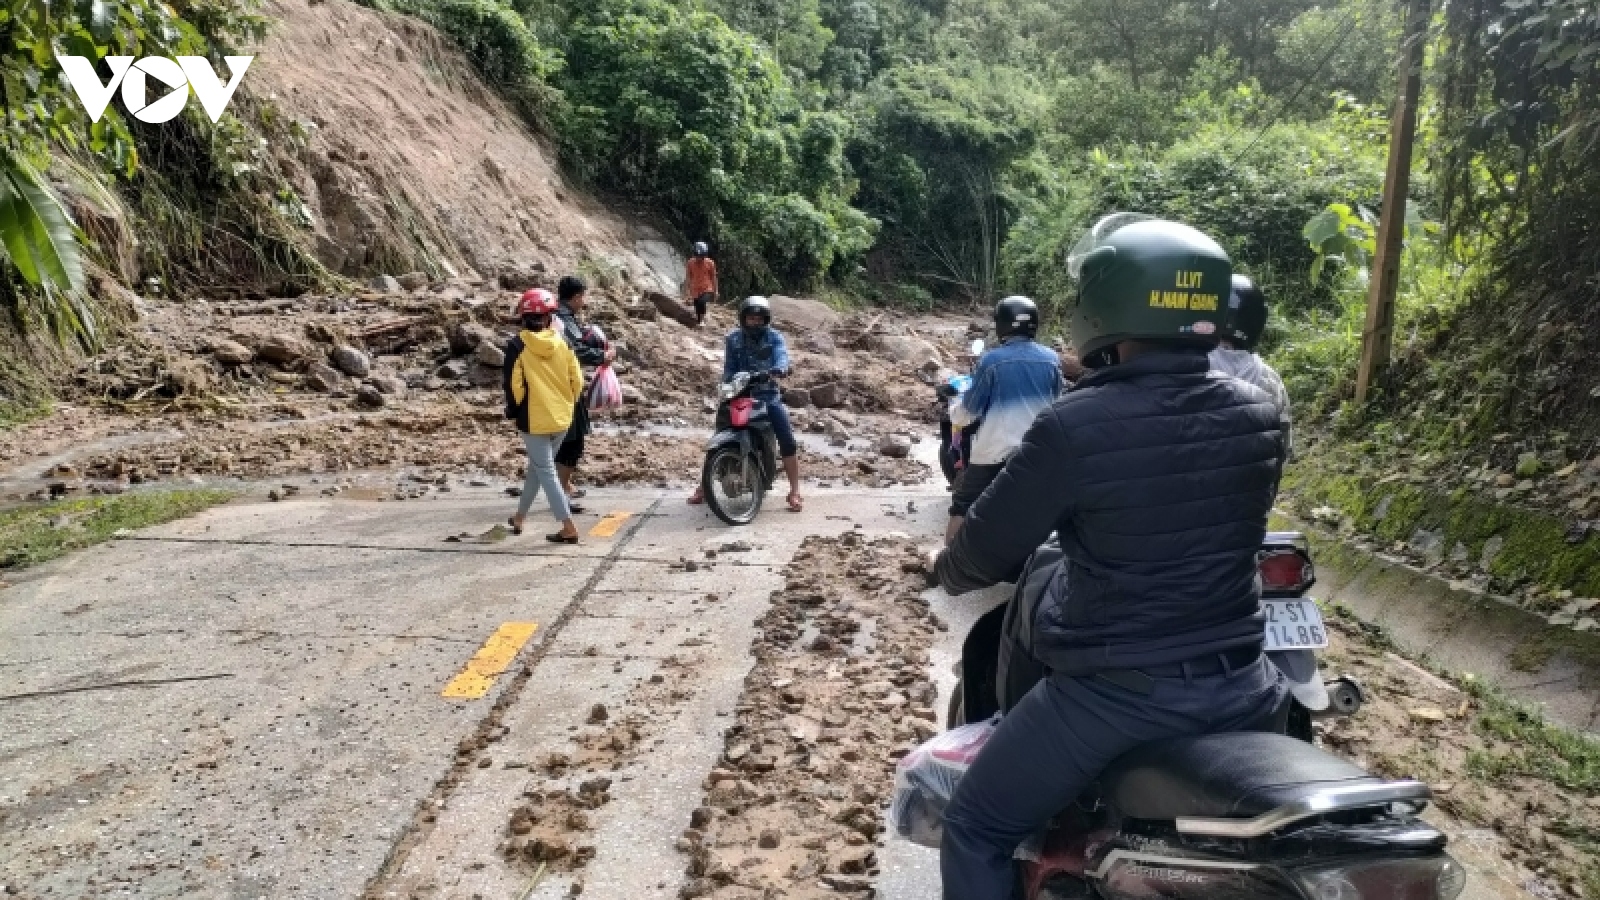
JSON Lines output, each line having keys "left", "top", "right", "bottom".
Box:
{"left": 723, "top": 328, "right": 790, "bottom": 401}
{"left": 950, "top": 337, "right": 1063, "bottom": 465}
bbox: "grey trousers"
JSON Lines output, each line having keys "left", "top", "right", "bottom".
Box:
{"left": 940, "top": 658, "right": 1286, "bottom": 900}
{"left": 517, "top": 432, "right": 571, "bottom": 522}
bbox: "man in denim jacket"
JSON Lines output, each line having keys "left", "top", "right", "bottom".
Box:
{"left": 946, "top": 296, "right": 1063, "bottom": 542}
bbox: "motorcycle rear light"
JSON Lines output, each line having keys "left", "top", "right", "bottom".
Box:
{"left": 1259, "top": 549, "right": 1314, "bottom": 594}
{"left": 1294, "top": 854, "right": 1464, "bottom": 900}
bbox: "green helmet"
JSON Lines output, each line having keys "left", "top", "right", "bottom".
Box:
{"left": 1067, "top": 215, "right": 1232, "bottom": 365}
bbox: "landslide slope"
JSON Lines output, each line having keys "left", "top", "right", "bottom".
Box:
{"left": 252, "top": 0, "right": 670, "bottom": 285}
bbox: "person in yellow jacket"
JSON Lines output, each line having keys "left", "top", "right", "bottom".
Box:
{"left": 502, "top": 289, "right": 584, "bottom": 543}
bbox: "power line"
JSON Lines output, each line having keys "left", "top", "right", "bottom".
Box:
{"left": 1225, "top": 9, "right": 1364, "bottom": 171}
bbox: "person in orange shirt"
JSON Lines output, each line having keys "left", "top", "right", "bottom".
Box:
{"left": 683, "top": 242, "right": 719, "bottom": 326}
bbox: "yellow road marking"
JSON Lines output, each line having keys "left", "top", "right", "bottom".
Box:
{"left": 441, "top": 622, "right": 538, "bottom": 700}
{"left": 589, "top": 511, "right": 633, "bottom": 538}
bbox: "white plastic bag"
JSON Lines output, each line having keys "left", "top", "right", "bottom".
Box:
{"left": 588, "top": 364, "right": 622, "bottom": 411}
{"left": 887, "top": 716, "right": 998, "bottom": 848}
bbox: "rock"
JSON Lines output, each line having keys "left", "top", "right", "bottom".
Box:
{"left": 256, "top": 334, "right": 310, "bottom": 365}
{"left": 820, "top": 874, "right": 872, "bottom": 893}
{"left": 397, "top": 272, "right": 429, "bottom": 291}
{"left": 476, "top": 341, "right": 507, "bottom": 367}
{"left": 768, "top": 295, "right": 841, "bottom": 333}
{"left": 1408, "top": 706, "right": 1448, "bottom": 723}
{"left": 1494, "top": 473, "right": 1517, "bottom": 488}
{"left": 436, "top": 359, "right": 469, "bottom": 379}
{"left": 330, "top": 344, "right": 371, "bottom": 377}
{"left": 624, "top": 303, "right": 659, "bottom": 322}
{"left": 832, "top": 846, "right": 875, "bottom": 875}
{"left": 871, "top": 333, "right": 941, "bottom": 364}
{"left": 1481, "top": 534, "right": 1505, "bottom": 569}
{"left": 811, "top": 383, "right": 845, "bottom": 408}
{"left": 369, "top": 274, "right": 402, "bottom": 293}
{"left": 304, "top": 362, "right": 344, "bottom": 393}
{"left": 645, "top": 291, "right": 699, "bottom": 328}
{"left": 498, "top": 269, "right": 546, "bottom": 292}
{"left": 878, "top": 434, "right": 912, "bottom": 459}
{"left": 355, "top": 385, "right": 386, "bottom": 408}
{"left": 213, "top": 340, "right": 254, "bottom": 366}
{"left": 1555, "top": 462, "right": 1579, "bottom": 478}
{"left": 370, "top": 374, "right": 408, "bottom": 397}
{"left": 448, "top": 322, "right": 498, "bottom": 356}
{"left": 621, "top": 384, "right": 644, "bottom": 405}
{"left": 163, "top": 358, "right": 214, "bottom": 395}
{"left": 758, "top": 829, "right": 781, "bottom": 849}
{"left": 782, "top": 387, "right": 812, "bottom": 408}
{"left": 588, "top": 703, "right": 609, "bottom": 724}
{"left": 801, "top": 332, "right": 837, "bottom": 355}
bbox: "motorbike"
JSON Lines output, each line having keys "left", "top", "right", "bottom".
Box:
{"left": 701, "top": 370, "right": 780, "bottom": 526}
{"left": 933, "top": 535, "right": 1453, "bottom": 900}
{"left": 935, "top": 339, "right": 986, "bottom": 487}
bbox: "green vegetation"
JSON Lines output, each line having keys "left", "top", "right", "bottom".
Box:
{"left": 1466, "top": 679, "right": 1600, "bottom": 795}
{"left": 0, "top": 489, "right": 233, "bottom": 571}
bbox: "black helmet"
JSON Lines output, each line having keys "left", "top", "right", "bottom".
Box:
{"left": 995, "top": 296, "right": 1040, "bottom": 340}
{"left": 1067, "top": 214, "right": 1231, "bottom": 367}
{"left": 1223, "top": 275, "right": 1268, "bottom": 350}
{"left": 693, "top": 242, "right": 710, "bottom": 258}
{"left": 739, "top": 296, "right": 772, "bottom": 332}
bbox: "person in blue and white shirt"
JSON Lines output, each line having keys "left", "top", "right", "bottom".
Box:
{"left": 947, "top": 296, "right": 1063, "bottom": 542}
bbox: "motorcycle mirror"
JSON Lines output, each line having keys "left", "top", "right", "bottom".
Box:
{"left": 968, "top": 339, "right": 985, "bottom": 357}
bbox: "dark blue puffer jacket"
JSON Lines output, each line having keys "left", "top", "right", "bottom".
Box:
{"left": 935, "top": 350, "right": 1286, "bottom": 676}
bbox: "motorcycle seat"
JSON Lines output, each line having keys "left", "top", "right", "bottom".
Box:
{"left": 1099, "top": 731, "right": 1385, "bottom": 822}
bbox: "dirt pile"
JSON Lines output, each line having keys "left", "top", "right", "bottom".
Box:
{"left": 677, "top": 533, "right": 941, "bottom": 899}
{"left": 1318, "top": 607, "right": 1599, "bottom": 899}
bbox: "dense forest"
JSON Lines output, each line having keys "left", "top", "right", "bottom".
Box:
{"left": 1, "top": 0, "right": 1597, "bottom": 447}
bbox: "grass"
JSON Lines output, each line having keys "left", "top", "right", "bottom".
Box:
{"left": 0, "top": 401, "right": 50, "bottom": 429}
{"left": 1463, "top": 679, "right": 1600, "bottom": 795}
{"left": 0, "top": 490, "right": 234, "bottom": 571}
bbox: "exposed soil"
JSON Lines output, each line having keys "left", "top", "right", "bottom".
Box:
{"left": 677, "top": 533, "right": 941, "bottom": 898}
{"left": 1318, "top": 607, "right": 1600, "bottom": 899}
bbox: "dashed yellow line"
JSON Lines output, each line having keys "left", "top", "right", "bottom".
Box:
{"left": 589, "top": 511, "right": 633, "bottom": 538}
{"left": 441, "top": 622, "right": 538, "bottom": 700}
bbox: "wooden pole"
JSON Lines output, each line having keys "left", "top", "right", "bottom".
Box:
{"left": 1355, "top": 0, "right": 1432, "bottom": 404}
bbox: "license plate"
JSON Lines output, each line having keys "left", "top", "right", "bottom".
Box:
{"left": 1262, "top": 599, "right": 1329, "bottom": 651}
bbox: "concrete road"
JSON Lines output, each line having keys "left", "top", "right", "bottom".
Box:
{"left": 0, "top": 479, "right": 1540, "bottom": 900}
{"left": 0, "top": 482, "right": 946, "bottom": 899}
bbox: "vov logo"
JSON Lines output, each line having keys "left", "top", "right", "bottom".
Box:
{"left": 56, "top": 56, "right": 254, "bottom": 124}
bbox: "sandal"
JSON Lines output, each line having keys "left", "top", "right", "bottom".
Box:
{"left": 547, "top": 532, "right": 579, "bottom": 545}
{"left": 507, "top": 516, "right": 523, "bottom": 536}
{"left": 786, "top": 491, "right": 804, "bottom": 513}
{"left": 568, "top": 503, "right": 587, "bottom": 515}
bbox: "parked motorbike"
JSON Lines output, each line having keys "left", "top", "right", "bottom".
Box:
{"left": 701, "top": 370, "right": 780, "bottom": 526}
{"left": 933, "top": 535, "right": 1448, "bottom": 900}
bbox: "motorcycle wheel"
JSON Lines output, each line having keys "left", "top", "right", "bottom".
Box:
{"left": 703, "top": 446, "right": 763, "bottom": 526}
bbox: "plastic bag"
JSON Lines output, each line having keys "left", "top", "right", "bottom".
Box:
{"left": 588, "top": 364, "right": 623, "bottom": 411}
{"left": 887, "top": 716, "right": 997, "bottom": 848}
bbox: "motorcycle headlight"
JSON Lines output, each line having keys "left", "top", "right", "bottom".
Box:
{"left": 1295, "top": 855, "right": 1465, "bottom": 900}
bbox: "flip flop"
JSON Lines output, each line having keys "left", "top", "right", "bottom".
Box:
{"left": 547, "top": 533, "right": 579, "bottom": 544}
{"left": 687, "top": 491, "right": 705, "bottom": 506}
{"left": 786, "top": 492, "right": 804, "bottom": 513}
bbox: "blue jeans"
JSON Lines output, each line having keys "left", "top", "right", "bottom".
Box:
{"left": 517, "top": 432, "right": 571, "bottom": 522}
{"left": 762, "top": 398, "right": 798, "bottom": 458}
{"left": 940, "top": 658, "right": 1286, "bottom": 900}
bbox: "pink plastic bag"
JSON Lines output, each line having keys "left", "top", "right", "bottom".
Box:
{"left": 588, "top": 364, "right": 623, "bottom": 411}
{"left": 887, "top": 717, "right": 998, "bottom": 848}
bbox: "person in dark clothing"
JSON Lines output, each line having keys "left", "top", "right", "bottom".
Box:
{"left": 553, "top": 276, "right": 613, "bottom": 513}
{"left": 932, "top": 216, "right": 1289, "bottom": 900}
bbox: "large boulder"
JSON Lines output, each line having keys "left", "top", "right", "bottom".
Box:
{"left": 645, "top": 291, "right": 699, "bottom": 328}
{"left": 213, "top": 340, "right": 254, "bottom": 366}
{"left": 810, "top": 383, "right": 845, "bottom": 409}
{"left": 768, "top": 295, "right": 840, "bottom": 334}
{"left": 870, "top": 333, "right": 941, "bottom": 365}
{"left": 304, "top": 362, "right": 344, "bottom": 393}
{"left": 476, "top": 341, "right": 507, "bottom": 367}
{"left": 330, "top": 344, "right": 371, "bottom": 377}
{"left": 369, "top": 374, "right": 409, "bottom": 398}
{"left": 782, "top": 387, "right": 812, "bottom": 408}
{"left": 878, "top": 434, "right": 912, "bottom": 459}
{"left": 256, "top": 334, "right": 310, "bottom": 366}
{"left": 448, "top": 322, "right": 499, "bottom": 356}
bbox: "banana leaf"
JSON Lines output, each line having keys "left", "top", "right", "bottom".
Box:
{"left": 0, "top": 148, "right": 85, "bottom": 294}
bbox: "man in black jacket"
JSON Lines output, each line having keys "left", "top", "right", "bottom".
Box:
{"left": 553, "top": 276, "right": 613, "bottom": 512}
{"left": 933, "top": 217, "right": 1289, "bottom": 900}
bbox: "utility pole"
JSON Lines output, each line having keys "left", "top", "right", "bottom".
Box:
{"left": 1355, "top": 0, "right": 1432, "bottom": 404}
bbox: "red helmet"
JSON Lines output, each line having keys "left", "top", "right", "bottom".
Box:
{"left": 517, "top": 288, "right": 558, "bottom": 317}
